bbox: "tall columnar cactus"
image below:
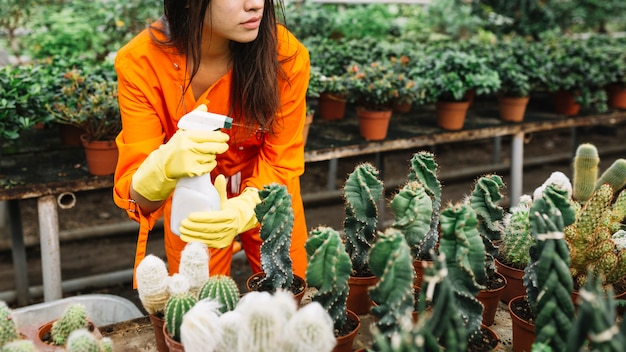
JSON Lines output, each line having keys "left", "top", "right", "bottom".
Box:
{"left": 0, "top": 340, "right": 38, "bottom": 352}
{"left": 197, "top": 274, "right": 240, "bottom": 314}
{"left": 438, "top": 202, "right": 485, "bottom": 343}
{"left": 523, "top": 183, "right": 575, "bottom": 351}
{"left": 572, "top": 143, "right": 600, "bottom": 202}
{"left": 164, "top": 274, "right": 198, "bottom": 342}
{"left": 567, "top": 270, "right": 626, "bottom": 351}
{"left": 368, "top": 227, "right": 415, "bottom": 339}
{"left": 343, "top": 162, "right": 384, "bottom": 276}
{"left": 51, "top": 303, "right": 89, "bottom": 346}
{"left": 468, "top": 174, "right": 505, "bottom": 280}
{"left": 135, "top": 254, "right": 170, "bottom": 315}
{"left": 390, "top": 181, "right": 433, "bottom": 261}
{"left": 0, "top": 301, "right": 18, "bottom": 347}
{"left": 66, "top": 329, "right": 112, "bottom": 352}
{"left": 596, "top": 158, "right": 626, "bottom": 192}
{"left": 255, "top": 183, "right": 294, "bottom": 290}
{"left": 178, "top": 241, "right": 210, "bottom": 295}
{"left": 305, "top": 226, "right": 352, "bottom": 331}
{"left": 499, "top": 195, "right": 533, "bottom": 269}
{"left": 407, "top": 151, "right": 442, "bottom": 260}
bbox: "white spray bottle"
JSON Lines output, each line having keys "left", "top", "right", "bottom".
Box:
{"left": 170, "top": 110, "right": 233, "bottom": 236}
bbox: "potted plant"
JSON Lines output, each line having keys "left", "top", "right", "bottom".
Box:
{"left": 389, "top": 55, "right": 426, "bottom": 113}
{"left": 305, "top": 226, "right": 359, "bottom": 352}
{"left": 162, "top": 274, "right": 197, "bottom": 351}
{"left": 47, "top": 62, "right": 121, "bottom": 176}
{"left": 135, "top": 254, "right": 171, "bottom": 352}
{"left": 316, "top": 73, "right": 349, "bottom": 121}
{"left": 420, "top": 47, "right": 501, "bottom": 130}
{"left": 245, "top": 183, "right": 308, "bottom": 304}
{"left": 342, "top": 162, "right": 384, "bottom": 315}
{"left": 304, "top": 64, "right": 324, "bottom": 144}
{"left": 0, "top": 300, "right": 20, "bottom": 347}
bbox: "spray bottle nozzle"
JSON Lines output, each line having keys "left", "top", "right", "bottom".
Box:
{"left": 178, "top": 110, "right": 233, "bottom": 131}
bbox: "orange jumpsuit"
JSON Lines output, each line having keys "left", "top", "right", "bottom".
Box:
{"left": 113, "top": 23, "right": 310, "bottom": 285}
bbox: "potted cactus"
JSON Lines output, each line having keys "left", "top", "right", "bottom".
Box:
{"left": 0, "top": 301, "right": 20, "bottom": 347}
{"left": 197, "top": 275, "right": 240, "bottom": 314}
{"left": 66, "top": 329, "right": 113, "bottom": 352}
{"left": 30, "top": 303, "right": 102, "bottom": 352}
{"left": 342, "top": 162, "right": 384, "bottom": 315}
{"left": 162, "top": 274, "right": 197, "bottom": 351}
{"left": 246, "top": 183, "right": 307, "bottom": 303}
{"left": 305, "top": 226, "right": 358, "bottom": 352}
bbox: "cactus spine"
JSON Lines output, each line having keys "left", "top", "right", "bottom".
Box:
{"left": 236, "top": 291, "right": 293, "bottom": 352}
{"left": 281, "top": 302, "right": 336, "bottom": 352}
{"left": 197, "top": 274, "right": 240, "bottom": 313}
{"left": 0, "top": 301, "right": 18, "bottom": 347}
{"left": 135, "top": 254, "right": 170, "bottom": 315}
{"left": 343, "top": 162, "right": 384, "bottom": 276}
{"left": 255, "top": 183, "right": 294, "bottom": 290}
{"left": 572, "top": 143, "right": 600, "bottom": 202}
{"left": 499, "top": 195, "right": 533, "bottom": 269}
{"left": 66, "top": 329, "right": 107, "bottom": 352}
{"left": 178, "top": 241, "right": 210, "bottom": 295}
{"left": 164, "top": 274, "right": 197, "bottom": 342}
{"left": 390, "top": 181, "right": 433, "bottom": 261}
{"left": 51, "top": 304, "right": 89, "bottom": 346}
{"left": 596, "top": 158, "right": 626, "bottom": 192}
{"left": 180, "top": 299, "right": 223, "bottom": 352}
{"left": 0, "top": 340, "right": 37, "bottom": 352}
{"left": 438, "top": 202, "right": 485, "bottom": 343}
{"left": 407, "top": 151, "right": 442, "bottom": 260}
{"left": 368, "top": 227, "right": 415, "bottom": 339}
{"left": 305, "top": 226, "right": 352, "bottom": 330}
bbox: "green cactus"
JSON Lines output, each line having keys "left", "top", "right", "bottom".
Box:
{"left": 255, "top": 183, "right": 294, "bottom": 291}
{"left": 407, "top": 151, "right": 442, "bottom": 261}
{"left": 197, "top": 274, "right": 240, "bottom": 314}
{"left": 438, "top": 202, "right": 485, "bottom": 343}
{"left": 567, "top": 270, "right": 625, "bottom": 351}
{"left": 0, "top": 301, "right": 19, "bottom": 347}
{"left": 305, "top": 226, "right": 352, "bottom": 331}
{"left": 523, "top": 184, "right": 575, "bottom": 351}
{"left": 572, "top": 143, "right": 600, "bottom": 202}
{"left": 0, "top": 340, "right": 37, "bottom": 352}
{"left": 99, "top": 337, "right": 113, "bottom": 352}
{"left": 499, "top": 195, "right": 533, "bottom": 269}
{"left": 468, "top": 174, "right": 505, "bottom": 281}
{"left": 164, "top": 274, "right": 198, "bottom": 342}
{"left": 595, "top": 158, "right": 626, "bottom": 193}
{"left": 390, "top": 181, "right": 433, "bottom": 261}
{"left": 343, "top": 162, "right": 384, "bottom": 276}
{"left": 368, "top": 227, "right": 415, "bottom": 339}
{"left": 66, "top": 329, "right": 100, "bottom": 352}
{"left": 51, "top": 303, "right": 89, "bottom": 346}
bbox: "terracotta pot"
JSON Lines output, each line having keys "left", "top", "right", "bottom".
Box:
{"left": 58, "top": 124, "right": 85, "bottom": 146}
{"left": 31, "top": 319, "right": 102, "bottom": 352}
{"left": 495, "top": 258, "right": 526, "bottom": 304}
{"left": 465, "top": 88, "right": 476, "bottom": 106}
{"left": 392, "top": 101, "right": 412, "bottom": 113}
{"left": 607, "top": 83, "right": 626, "bottom": 109}
{"left": 347, "top": 275, "right": 378, "bottom": 315}
{"left": 80, "top": 134, "right": 118, "bottom": 176}
{"left": 303, "top": 111, "right": 314, "bottom": 145}
{"left": 318, "top": 93, "right": 347, "bottom": 121}
{"left": 245, "top": 272, "right": 308, "bottom": 305}
{"left": 356, "top": 107, "right": 392, "bottom": 141}
{"left": 477, "top": 272, "right": 507, "bottom": 326}
{"left": 333, "top": 310, "right": 360, "bottom": 352}
{"left": 479, "top": 324, "right": 501, "bottom": 351}
{"left": 498, "top": 96, "right": 530, "bottom": 122}
{"left": 149, "top": 314, "right": 168, "bottom": 352}
{"left": 508, "top": 295, "right": 535, "bottom": 352}
{"left": 553, "top": 90, "right": 580, "bottom": 116}
{"left": 435, "top": 100, "right": 470, "bottom": 130}
{"left": 163, "top": 322, "right": 185, "bottom": 352}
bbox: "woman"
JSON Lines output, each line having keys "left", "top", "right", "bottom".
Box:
{"left": 113, "top": 0, "right": 310, "bottom": 286}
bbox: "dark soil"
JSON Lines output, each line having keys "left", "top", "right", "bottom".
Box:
{"left": 467, "top": 326, "right": 502, "bottom": 351}
{"left": 510, "top": 296, "right": 534, "bottom": 324}
{"left": 245, "top": 272, "right": 306, "bottom": 299}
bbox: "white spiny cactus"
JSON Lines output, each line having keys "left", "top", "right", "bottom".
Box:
{"left": 179, "top": 242, "right": 210, "bottom": 294}
{"left": 216, "top": 310, "right": 242, "bottom": 352}
{"left": 281, "top": 302, "right": 336, "bottom": 352}
{"left": 180, "top": 299, "right": 223, "bottom": 352}
{"left": 135, "top": 254, "right": 170, "bottom": 315}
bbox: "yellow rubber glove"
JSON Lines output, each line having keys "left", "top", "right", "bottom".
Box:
{"left": 132, "top": 107, "right": 230, "bottom": 201}
{"left": 179, "top": 174, "right": 261, "bottom": 248}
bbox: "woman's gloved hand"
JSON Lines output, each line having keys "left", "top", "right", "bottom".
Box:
{"left": 179, "top": 175, "right": 261, "bottom": 248}
{"left": 132, "top": 107, "right": 230, "bottom": 201}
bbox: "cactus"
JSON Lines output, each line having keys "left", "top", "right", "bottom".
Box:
{"left": 164, "top": 274, "right": 198, "bottom": 342}
{"left": 66, "top": 329, "right": 101, "bottom": 352}
{"left": 178, "top": 241, "right": 209, "bottom": 295}
{"left": 305, "top": 226, "right": 352, "bottom": 331}
{"left": 99, "top": 337, "right": 113, "bottom": 352}
{"left": 343, "top": 162, "right": 384, "bottom": 276}
{"left": 135, "top": 254, "right": 170, "bottom": 315}
{"left": 0, "top": 340, "right": 37, "bottom": 352}
{"left": 368, "top": 227, "right": 415, "bottom": 339}
{"left": 51, "top": 304, "right": 89, "bottom": 346}
{"left": 438, "top": 202, "right": 485, "bottom": 343}
{"left": 281, "top": 302, "right": 336, "bottom": 352}
{"left": 572, "top": 143, "right": 600, "bottom": 202}
{"left": 216, "top": 310, "right": 242, "bottom": 351}
{"left": 180, "top": 299, "right": 223, "bottom": 352}
{"left": 567, "top": 270, "right": 625, "bottom": 351}
{"left": 406, "top": 151, "right": 442, "bottom": 261}
{"left": 0, "top": 301, "right": 19, "bottom": 347}
{"left": 468, "top": 174, "right": 505, "bottom": 281}
{"left": 255, "top": 183, "right": 294, "bottom": 291}
{"left": 389, "top": 181, "right": 433, "bottom": 261}
{"left": 523, "top": 183, "right": 576, "bottom": 351}
{"left": 236, "top": 291, "right": 293, "bottom": 352}
{"left": 197, "top": 274, "right": 240, "bottom": 313}
{"left": 596, "top": 158, "right": 626, "bottom": 192}
{"left": 499, "top": 195, "right": 533, "bottom": 269}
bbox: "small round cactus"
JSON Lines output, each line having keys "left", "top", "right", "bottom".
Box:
{"left": 164, "top": 274, "right": 197, "bottom": 342}
{"left": 66, "top": 329, "right": 100, "bottom": 352}
{"left": 0, "top": 301, "right": 19, "bottom": 347}
{"left": 197, "top": 275, "right": 240, "bottom": 313}
{"left": 51, "top": 304, "right": 89, "bottom": 346}
{"left": 0, "top": 340, "right": 37, "bottom": 352}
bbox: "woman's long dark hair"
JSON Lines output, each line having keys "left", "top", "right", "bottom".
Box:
{"left": 153, "top": 0, "right": 286, "bottom": 133}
